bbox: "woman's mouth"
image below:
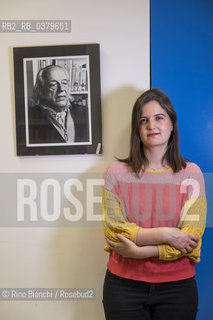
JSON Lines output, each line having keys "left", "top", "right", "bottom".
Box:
{"left": 147, "top": 133, "right": 159, "bottom": 137}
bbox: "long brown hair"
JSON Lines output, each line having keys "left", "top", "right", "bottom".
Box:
{"left": 119, "top": 88, "right": 186, "bottom": 174}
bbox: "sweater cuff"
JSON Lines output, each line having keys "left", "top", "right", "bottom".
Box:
{"left": 157, "top": 244, "right": 182, "bottom": 261}
{"left": 103, "top": 226, "right": 140, "bottom": 253}
{"left": 129, "top": 226, "right": 140, "bottom": 243}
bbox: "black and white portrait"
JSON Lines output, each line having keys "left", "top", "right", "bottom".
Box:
{"left": 14, "top": 44, "right": 102, "bottom": 156}
{"left": 24, "top": 56, "right": 91, "bottom": 146}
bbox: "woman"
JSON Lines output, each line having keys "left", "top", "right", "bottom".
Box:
{"left": 102, "top": 88, "right": 206, "bottom": 320}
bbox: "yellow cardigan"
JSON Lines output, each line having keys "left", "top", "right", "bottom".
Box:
{"left": 102, "top": 188, "right": 207, "bottom": 263}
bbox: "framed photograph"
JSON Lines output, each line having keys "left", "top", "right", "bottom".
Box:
{"left": 13, "top": 43, "right": 102, "bottom": 156}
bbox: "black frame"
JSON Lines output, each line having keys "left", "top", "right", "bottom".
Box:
{"left": 13, "top": 43, "right": 102, "bottom": 156}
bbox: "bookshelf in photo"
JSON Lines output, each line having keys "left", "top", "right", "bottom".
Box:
{"left": 25, "top": 56, "right": 89, "bottom": 96}
{"left": 31, "top": 56, "right": 89, "bottom": 93}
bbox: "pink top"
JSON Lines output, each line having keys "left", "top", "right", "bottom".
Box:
{"left": 103, "top": 161, "right": 205, "bottom": 283}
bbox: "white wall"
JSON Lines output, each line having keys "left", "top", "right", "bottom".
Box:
{"left": 0, "top": 0, "right": 150, "bottom": 319}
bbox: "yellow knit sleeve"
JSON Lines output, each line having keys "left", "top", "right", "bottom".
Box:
{"left": 101, "top": 188, "right": 140, "bottom": 252}
{"left": 158, "top": 197, "right": 207, "bottom": 263}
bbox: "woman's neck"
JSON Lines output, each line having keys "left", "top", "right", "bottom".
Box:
{"left": 143, "top": 146, "right": 169, "bottom": 171}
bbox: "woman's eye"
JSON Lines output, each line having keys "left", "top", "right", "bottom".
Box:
{"left": 155, "top": 116, "right": 164, "bottom": 121}
{"left": 140, "top": 118, "right": 147, "bottom": 124}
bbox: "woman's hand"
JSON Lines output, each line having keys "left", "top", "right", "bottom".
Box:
{"left": 166, "top": 228, "right": 199, "bottom": 253}
{"left": 105, "top": 234, "right": 158, "bottom": 259}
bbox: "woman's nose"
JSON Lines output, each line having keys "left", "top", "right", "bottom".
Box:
{"left": 147, "top": 119, "right": 155, "bottom": 130}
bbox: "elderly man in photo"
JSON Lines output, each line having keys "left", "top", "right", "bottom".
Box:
{"left": 28, "top": 65, "right": 88, "bottom": 144}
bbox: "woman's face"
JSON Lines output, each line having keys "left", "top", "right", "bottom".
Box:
{"left": 139, "top": 100, "right": 173, "bottom": 150}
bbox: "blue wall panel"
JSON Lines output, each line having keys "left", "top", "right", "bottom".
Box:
{"left": 150, "top": 0, "right": 213, "bottom": 318}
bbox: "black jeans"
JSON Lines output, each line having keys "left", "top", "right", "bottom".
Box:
{"left": 103, "top": 269, "right": 198, "bottom": 320}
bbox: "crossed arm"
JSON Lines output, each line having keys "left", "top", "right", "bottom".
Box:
{"left": 102, "top": 188, "right": 207, "bottom": 262}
